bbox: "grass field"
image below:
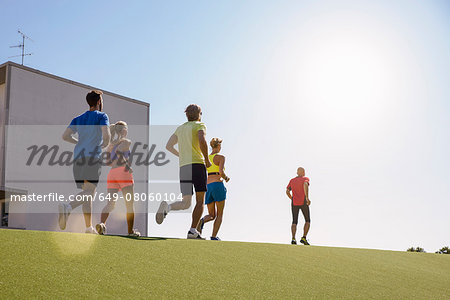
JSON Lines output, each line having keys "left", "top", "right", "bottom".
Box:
{"left": 0, "top": 229, "right": 449, "bottom": 299}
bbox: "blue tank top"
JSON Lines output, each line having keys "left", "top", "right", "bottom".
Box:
{"left": 111, "top": 142, "right": 131, "bottom": 161}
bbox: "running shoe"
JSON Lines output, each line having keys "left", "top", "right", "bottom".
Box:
{"left": 291, "top": 239, "right": 297, "bottom": 245}
{"left": 128, "top": 229, "right": 141, "bottom": 237}
{"left": 187, "top": 230, "right": 205, "bottom": 240}
{"left": 196, "top": 217, "right": 205, "bottom": 234}
{"left": 85, "top": 226, "right": 98, "bottom": 234}
{"left": 300, "top": 237, "right": 310, "bottom": 245}
{"left": 156, "top": 201, "right": 168, "bottom": 224}
{"left": 58, "top": 203, "right": 71, "bottom": 230}
{"left": 96, "top": 223, "right": 106, "bottom": 235}
{"left": 210, "top": 236, "right": 221, "bottom": 241}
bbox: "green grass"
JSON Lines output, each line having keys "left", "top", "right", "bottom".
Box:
{"left": 0, "top": 229, "right": 449, "bottom": 299}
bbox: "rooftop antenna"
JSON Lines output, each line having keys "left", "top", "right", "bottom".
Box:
{"left": 9, "top": 30, "right": 33, "bottom": 65}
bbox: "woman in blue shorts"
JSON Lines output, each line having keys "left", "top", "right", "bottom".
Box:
{"left": 197, "top": 138, "right": 230, "bottom": 240}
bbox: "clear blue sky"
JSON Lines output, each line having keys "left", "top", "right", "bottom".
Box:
{"left": 1, "top": 0, "right": 449, "bottom": 251}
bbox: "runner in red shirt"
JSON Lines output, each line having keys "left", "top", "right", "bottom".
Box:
{"left": 286, "top": 167, "right": 311, "bottom": 245}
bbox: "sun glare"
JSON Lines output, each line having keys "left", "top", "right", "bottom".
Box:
{"left": 302, "top": 34, "right": 395, "bottom": 126}
{"left": 51, "top": 231, "right": 98, "bottom": 257}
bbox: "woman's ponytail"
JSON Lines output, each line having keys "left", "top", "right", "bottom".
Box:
{"left": 110, "top": 121, "right": 127, "bottom": 145}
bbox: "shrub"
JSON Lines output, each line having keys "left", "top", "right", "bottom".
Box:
{"left": 407, "top": 246, "right": 425, "bottom": 253}
{"left": 435, "top": 246, "right": 449, "bottom": 254}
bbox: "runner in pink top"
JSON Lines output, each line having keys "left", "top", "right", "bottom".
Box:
{"left": 286, "top": 167, "right": 311, "bottom": 245}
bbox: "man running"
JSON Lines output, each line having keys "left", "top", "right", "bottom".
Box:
{"left": 157, "top": 104, "right": 211, "bottom": 239}
{"left": 59, "top": 90, "right": 110, "bottom": 233}
{"left": 286, "top": 167, "right": 311, "bottom": 245}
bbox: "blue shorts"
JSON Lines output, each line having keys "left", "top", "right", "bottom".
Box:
{"left": 205, "top": 182, "right": 227, "bottom": 205}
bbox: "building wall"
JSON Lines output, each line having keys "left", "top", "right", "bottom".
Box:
{"left": 4, "top": 65, "right": 149, "bottom": 235}
{"left": 7, "top": 66, "right": 148, "bottom": 125}
{"left": 0, "top": 81, "right": 5, "bottom": 188}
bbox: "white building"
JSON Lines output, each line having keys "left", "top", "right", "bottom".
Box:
{"left": 0, "top": 61, "right": 150, "bottom": 236}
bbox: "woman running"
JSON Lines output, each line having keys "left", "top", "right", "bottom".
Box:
{"left": 96, "top": 121, "right": 140, "bottom": 237}
{"left": 197, "top": 138, "right": 230, "bottom": 240}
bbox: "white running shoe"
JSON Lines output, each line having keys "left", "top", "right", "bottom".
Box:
{"left": 128, "top": 229, "right": 141, "bottom": 237}
{"left": 96, "top": 223, "right": 106, "bottom": 235}
{"left": 187, "top": 230, "right": 205, "bottom": 240}
{"left": 85, "top": 226, "right": 98, "bottom": 234}
{"left": 58, "top": 203, "right": 71, "bottom": 230}
{"left": 156, "top": 201, "right": 169, "bottom": 224}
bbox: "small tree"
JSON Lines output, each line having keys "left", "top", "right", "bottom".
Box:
{"left": 407, "top": 246, "right": 425, "bottom": 253}
{"left": 435, "top": 246, "right": 449, "bottom": 254}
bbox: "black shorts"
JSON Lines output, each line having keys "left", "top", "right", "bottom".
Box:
{"left": 179, "top": 163, "right": 207, "bottom": 196}
{"left": 292, "top": 202, "right": 311, "bottom": 224}
{"left": 73, "top": 157, "right": 102, "bottom": 189}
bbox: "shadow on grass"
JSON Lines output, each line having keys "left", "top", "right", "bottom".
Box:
{"left": 107, "top": 234, "right": 176, "bottom": 241}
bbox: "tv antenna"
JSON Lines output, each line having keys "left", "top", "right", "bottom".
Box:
{"left": 9, "top": 30, "right": 33, "bottom": 65}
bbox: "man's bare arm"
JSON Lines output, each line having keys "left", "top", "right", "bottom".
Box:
{"left": 198, "top": 130, "right": 211, "bottom": 168}
{"left": 62, "top": 128, "right": 78, "bottom": 144}
{"left": 286, "top": 188, "right": 292, "bottom": 200}
{"left": 101, "top": 125, "right": 111, "bottom": 148}
{"left": 304, "top": 182, "right": 311, "bottom": 205}
{"left": 166, "top": 134, "right": 179, "bottom": 157}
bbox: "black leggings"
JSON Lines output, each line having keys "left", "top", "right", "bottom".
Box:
{"left": 292, "top": 203, "right": 310, "bottom": 224}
